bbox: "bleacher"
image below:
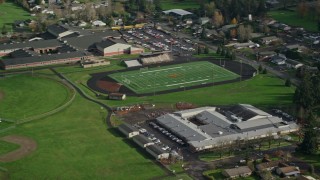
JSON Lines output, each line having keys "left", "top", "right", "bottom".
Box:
{"left": 140, "top": 53, "right": 172, "bottom": 65}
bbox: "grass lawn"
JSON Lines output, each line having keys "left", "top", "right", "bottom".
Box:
{"left": 268, "top": 10, "right": 318, "bottom": 32}
{"left": 0, "top": 95, "right": 165, "bottom": 179}
{"left": 199, "top": 151, "right": 234, "bottom": 162}
{"left": 193, "top": 52, "right": 227, "bottom": 58}
{"left": 168, "top": 161, "right": 185, "bottom": 173}
{"left": 0, "top": 1, "right": 31, "bottom": 29}
{"left": 295, "top": 152, "right": 320, "bottom": 171}
{"left": 0, "top": 75, "right": 71, "bottom": 120}
{"left": 0, "top": 140, "right": 20, "bottom": 155}
{"left": 103, "top": 74, "right": 295, "bottom": 108}
{"left": 108, "top": 61, "right": 239, "bottom": 94}
{"left": 203, "top": 169, "right": 225, "bottom": 180}
{"left": 160, "top": 0, "right": 200, "bottom": 10}
{"left": 162, "top": 173, "right": 193, "bottom": 180}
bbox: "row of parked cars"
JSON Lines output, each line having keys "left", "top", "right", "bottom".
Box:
{"left": 134, "top": 124, "right": 171, "bottom": 151}
{"left": 149, "top": 122, "right": 185, "bottom": 146}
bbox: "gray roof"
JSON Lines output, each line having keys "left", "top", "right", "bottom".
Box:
{"left": 63, "top": 31, "right": 122, "bottom": 50}
{"left": 156, "top": 114, "right": 208, "bottom": 142}
{"left": 146, "top": 144, "right": 167, "bottom": 156}
{"left": 234, "top": 117, "right": 283, "bottom": 131}
{"left": 47, "top": 24, "right": 69, "bottom": 37}
{"left": 0, "top": 39, "right": 61, "bottom": 50}
{"left": 163, "top": 9, "right": 193, "bottom": 16}
{"left": 174, "top": 107, "right": 216, "bottom": 118}
{"left": 132, "top": 134, "right": 153, "bottom": 145}
{"left": 118, "top": 123, "right": 139, "bottom": 134}
{"left": 2, "top": 51, "right": 91, "bottom": 66}
{"left": 223, "top": 166, "right": 252, "bottom": 177}
{"left": 95, "top": 39, "right": 116, "bottom": 49}
{"left": 196, "top": 110, "right": 231, "bottom": 128}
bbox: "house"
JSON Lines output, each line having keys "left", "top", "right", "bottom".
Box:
{"left": 118, "top": 123, "right": 139, "bottom": 138}
{"left": 109, "top": 93, "right": 126, "bottom": 100}
{"left": 14, "top": 20, "right": 26, "bottom": 28}
{"left": 184, "top": 18, "right": 193, "bottom": 25}
{"left": 132, "top": 134, "right": 154, "bottom": 148}
{"left": 286, "top": 59, "right": 303, "bottom": 69}
{"left": 92, "top": 20, "right": 106, "bottom": 27}
{"left": 234, "top": 42, "right": 257, "bottom": 49}
{"left": 256, "top": 161, "right": 281, "bottom": 171}
{"left": 146, "top": 145, "right": 170, "bottom": 160}
{"left": 271, "top": 54, "right": 286, "bottom": 65}
{"left": 261, "top": 36, "right": 280, "bottom": 45}
{"left": 258, "top": 51, "right": 276, "bottom": 60}
{"left": 77, "top": 21, "right": 87, "bottom": 27}
{"left": 222, "top": 166, "right": 252, "bottom": 179}
{"left": 95, "top": 39, "right": 144, "bottom": 57}
{"left": 276, "top": 166, "right": 300, "bottom": 177}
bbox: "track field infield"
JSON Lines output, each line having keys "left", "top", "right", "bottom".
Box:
{"left": 108, "top": 61, "right": 240, "bottom": 94}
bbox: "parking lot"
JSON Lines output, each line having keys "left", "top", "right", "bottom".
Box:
{"left": 120, "top": 108, "right": 187, "bottom": 156}
{"left": 121, "top": 27, "right": 196, "bottom": 56}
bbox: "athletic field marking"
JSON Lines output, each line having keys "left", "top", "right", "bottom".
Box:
{"left": 166, "top": 79, "right": 209, "bottom": 87}
{"left": 141, "top": 66, "right": 182, "bottom": 73}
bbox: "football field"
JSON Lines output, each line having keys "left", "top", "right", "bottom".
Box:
{"left": 108, "top": 61, "right": 240, "bottom": 94}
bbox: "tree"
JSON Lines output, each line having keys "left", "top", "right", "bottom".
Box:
{"left": 231, "top": 51, "right": 236, "bottom": 60}
{"left": 0, "top": 0, "right": 4, "bottom": 4}
{"left": 225, "top": 49, "right": 231, "bottom": 58}
{"left": 216, "top": 46, "right": 221, "bottom": 54}
{"left": 258, "top": 65, "right": 263, "bottom": 73}
{"left": 237, "top": 25, "right": 252, "bottom": 42}
{"left": 285, "top": 78, "right": 292, "bottom": 87}
{"left": 213, "top": 10, "right": 224, "bottom": 27}
{"left": 204, "top": 2, "right": 216, "bottom": 17}
{"left": 204, "top": 46, "right": 209, "bottom": 54}
{"left": 230, "top": 17, "right": 237, "bottom": 24}
{"left": 262, "top": 68, "right": 267, "bottom": 74}
{"left": 256, "top": 0, "right": 267, "bottom": 17}
{"left": 297, "top": 1, "right": 308, "bottom": 18}
{"left": 154, "top": 0, "right": 161, "bottom": 11}
{"left": 309, "top": 164, "right": 315, "bottom": 174}
{"left": 1, "top": 25, "right": 7, "bottom": 35}
{"left": 201, "top": 28, "right": 207, "bottom": 39}
{"left": 297, "top": 113, "right": 319, "bottom": 154}
{"left": 197, "top": 46, "right": 202, "bottom": 55}
{"left": 221, "top": 48, "right": 226, "bottom": 56}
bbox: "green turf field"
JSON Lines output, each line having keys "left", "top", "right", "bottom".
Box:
{"left": 0, "top": 1, "right": 31, "bottom": 30}
{"left": 108, "top": 61, "right": 240, "bottom": 94}
{"left": 0, "top": 140, "right": 20, "bottom": 155}
{"left": 0, "top": 75, "right": 71, "bottom": 120}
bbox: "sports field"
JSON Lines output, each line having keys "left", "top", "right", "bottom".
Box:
{"left": 108, "top": 61, "right": 240, "bottom": 94}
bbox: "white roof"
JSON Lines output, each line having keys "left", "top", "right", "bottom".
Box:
{"left": 234, "top": 117, "right": 282, "bottom": 130}
{"left": 239, "top": 104, "right": 271, "bottom": 117}
{"left": 175, "top": 107, "right": 216, "bottom": 118}
{"left": 124, "top": 60, "right": 142, "bottom": 68}
{"left": 163, "top": 9, "right": 193, "bottom": 16}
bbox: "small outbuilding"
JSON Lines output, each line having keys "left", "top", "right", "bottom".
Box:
{"left": 222, "top": 166, "right": 252, "bottom": 179}
{"left": 118, "top": 123, "right": 139, "bottom": 138}
{"left": 146, "top": 145, "right": 170, "bottom": 160}
{"left": 109, "top": 93, "right": 126, "bottom": 100}
{"left": 132, "top": 134, "right": 154, "bottom": 148}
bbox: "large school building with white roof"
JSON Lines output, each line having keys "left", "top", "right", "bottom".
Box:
{"left": 156, "top": 104, "right": 299, "bottom": 152}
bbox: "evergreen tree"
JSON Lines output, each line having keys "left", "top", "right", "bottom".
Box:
{"left": 262, "top": 68, "right": 267, "bottom": 74}
{"left": 258, "top": 65, "right": 263, "bottom": 73}
{"left": 204, "top": 46, "right": 209, "bottom": 54}
{"left": 297, "top": 113, "right": 319, "bottom": 154}
{"left": 221, "top": 48, "right": 226, "bottom": 56}
{"left": 231, "top": 51, "right": 236, "bottom": 60}
{"left": 197, "top": 46, "right": 202, "bottom": 55}
{"left": 216, "top": 46, "right": 221, "bottom": 54}
{"left": 285, "top": 78, "right": 292, "bottom": 87}
{"left": 1, "top": 25, "right": 7, "bottom": 35}
{"left": 154, "top": 0, "right": 161, "bottom": 11}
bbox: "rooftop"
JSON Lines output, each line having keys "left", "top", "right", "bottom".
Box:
{"left": 223, "top": 166, "right": 252, "bottom": 177}
{"left": 118, "top": 123, "right": 139, "bottom": 134}
{"left": 163, "top": 9, "right": 193, "bottom": 16}
{"left": 0, "top": 39, "right": 62, "bottom": 51}
{"left": 146, "top": 144, "right": 167, "bottom": 155}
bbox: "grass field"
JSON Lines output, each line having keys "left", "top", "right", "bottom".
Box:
{"left": 268, "top": 10, "right": 318, "bottom": 32}
{"left": 160, "top": 0, "right": 200, "bottom": 10}
{"left": 0, "top": 95, "right": 165, "bottom": 179}
{"left": 0, "top": 140, "right": 20, "bottom": 155}
{"left": 109, "top": 61, "right": 239, "bottom": 94}
{"left": 0, "top": 75, "right": 71, "bottom": 120}
{"left": 0, "top": 1, "right": 31, "bottom": 29}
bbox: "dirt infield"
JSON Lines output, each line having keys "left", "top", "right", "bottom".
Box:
{"left": 0, "top": 135, "right": 37, "bottom": 162}
{"left": 87, "top": 57, "right": 257, "bottom": 96}
{"left": 97, "top": 80, "right": 122, "bottom": 93}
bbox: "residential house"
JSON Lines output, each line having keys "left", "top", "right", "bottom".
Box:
{"left": 256, "top": 161, "right": 281, "bottom": 171}
{"left": 286, "top": 59, "right": 303, "bottom": 69}
{"left": 261, "top": 36, "right": 280, "bottom": 45}
{"left": 276, "top": 166, "right": 300, "bottom": 177}
{"left": 222, "top": 166, "right": 252, "bottom": 179}
{"left": 271, "top": 54, "right": 286, "bottom": 65}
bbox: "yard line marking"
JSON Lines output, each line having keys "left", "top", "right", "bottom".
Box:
{"left": 141, "top": 66, "right": 182, "bottom": 73}
{"left": 166, "top": 79, "right": 209, "bottom": 87}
